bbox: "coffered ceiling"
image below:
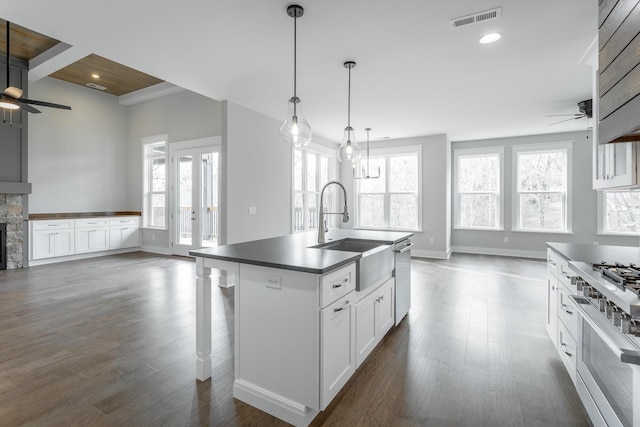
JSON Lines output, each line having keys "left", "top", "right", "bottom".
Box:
{"left": 0, "top": 19, "right": 165, "bottom": 97}
{"left": 0, "top": 1, "right": 597, "bottom": 142}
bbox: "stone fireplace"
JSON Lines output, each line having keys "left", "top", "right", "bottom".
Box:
{"left": 0, "top": 194, "right": 24, "bottom": 269}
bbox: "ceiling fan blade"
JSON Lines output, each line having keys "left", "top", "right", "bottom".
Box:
{"left": 550, "top": 114, "right": 586, "bottom": 125}
{"left": 17, "top": 101, "right": 41, "bottom": 113}
{"left": 20, "top": 98, "right": 72, "bottom": 110}
{"left": 4, "top": 86, "right": 23, "bottom": 99}
{"left": 545, "top": 113, "right": 583, "bottom": 117}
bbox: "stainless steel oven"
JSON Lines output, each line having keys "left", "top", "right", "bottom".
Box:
{"left": 572, "top": 295, "right": 640, "bottom": 427}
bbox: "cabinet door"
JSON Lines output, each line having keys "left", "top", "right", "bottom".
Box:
{"left": 54, "top": 230, "right": 74, "bottom": 257}
{"left": 355, "top": 291, "right": 377, "bottom": 367}
{"left": 75, "top": 229, "right": 91, "bottom": 253}
{"left": 593, "top": 142, "right": 637, "bottom": 189}
{"left": 546, "top": 272, "right": 559, "bottom": 349}
{"left": 76, "top": 228, "right": 109, "bottom": 253}
{"left": 321, "top": 291, "right": 355, "bottom": 410}
{"left": 375, "top": 279, "right": 395, "bottom": 338}
{"left": 122, "top": 226, "right": 140, "bottom": 248}
{"left": 32, "top": 231, "right": 54, "bottom": 260}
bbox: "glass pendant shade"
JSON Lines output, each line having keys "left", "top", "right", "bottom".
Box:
{"left": 280, "top": 97, "right": 312, "bottom": 146}
{"left": 337, "top": 126, "right": 361, "bottom": 163}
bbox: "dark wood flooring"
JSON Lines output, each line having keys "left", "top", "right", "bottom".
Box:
{"left": 0, "top": 252, "right": 590, "bottom": 426}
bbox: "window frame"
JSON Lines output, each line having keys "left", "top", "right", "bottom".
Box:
{"left": 453, "top": 146, "right": 505, "bottom": 231}
{"left": 512, "top": 142, "right": 573, "bottom": 234}
{"left": 597, "top": 190, "right": 640, "bottom": 235}
{"left": 142, "top": 134, "right": 168, "bottom": 230}
{"left": 292, "top": 142, "right": 338, "bottom": 233}
{"left": 354, "top": 145, "right": 423, "bottom": 232}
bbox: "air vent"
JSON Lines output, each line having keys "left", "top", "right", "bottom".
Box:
{"left": 86, "top": 82, "right": 107, "bottom": 91}
{"left": 451, "top": 7, "right": 502, "bottom": 28}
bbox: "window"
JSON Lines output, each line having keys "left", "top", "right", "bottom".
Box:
{"left": 355, "top": 146, "right": 422, "bottom": 231}
{"left": 601, "top": 190, "right": 640, "bottom": 234}
{"left": 142, "top": 135, "right": 168, "bottom": 229}
{"left": 293, "top": 144, "right": 337, "bottom": 232}
{"left": 453, "top": 147, "right": 503, "bottom": 229}
{"left": 513, "top": 143, "right": 572, "bottom": 232}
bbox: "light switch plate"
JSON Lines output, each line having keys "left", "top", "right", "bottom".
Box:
{"left": 265, "top": 274, "right": 282, "bottom": 289}
{"left": 249, "top": 206, "right": 257, "bottom": 215}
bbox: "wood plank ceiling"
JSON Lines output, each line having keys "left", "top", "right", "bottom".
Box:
{"left": 1, "top": 18, "right": 164, "bottom": 96}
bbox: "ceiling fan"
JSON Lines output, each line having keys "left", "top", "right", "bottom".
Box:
{"left": 0, "top": 21, "right": 71, "bottom": 113}
{"left": 547, "top": 99, "right": 592, "bottom": 125}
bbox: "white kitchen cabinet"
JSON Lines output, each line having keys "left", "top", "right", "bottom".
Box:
{"left": 320, "top": 291, "right": 356, "bottom": 409}
{"left": 109, "top": 217, "right": 140, "bottom": 249}
{"left": 74, "top": 218, "right": 109, "bottom": 254}
{"left": 31, "top": 220, "right": 75, "bottom": 260}
{"left": 355, "top": 276, "right": 395, "bottom": 367}
{"left": 593, "top": 141, "right": 640, "bottom": 190}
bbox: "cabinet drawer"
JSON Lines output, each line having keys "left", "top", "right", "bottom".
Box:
{"left": 32, "top": 220, "right": 74, "bottom": 230}
{"left": 558, "top": 283, "right": 578, "bottom": 340}
{"left": 320, "top": 263, "right": 356, "bottom": 308}
{"left": 546, "top": 249, "right": 560, "bottom": 277}
{"left": 75, "top": 218, "right": 109, "bottom": 228}
{"left": 109, "top": 217, "right": 140, "bottom": 226}
{"left": 557, "top": 321, "right": 577, "bottom": 385}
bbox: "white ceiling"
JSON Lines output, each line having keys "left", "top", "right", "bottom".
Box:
{"left": 0, "top": 0, "right": 597, "bottom": 142}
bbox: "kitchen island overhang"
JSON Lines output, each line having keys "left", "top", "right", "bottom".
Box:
{"left": 189, "top": 229, "right": 412, "bottom": 426}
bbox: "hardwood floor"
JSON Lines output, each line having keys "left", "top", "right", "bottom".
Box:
{"left": 0, "top": 252, "right": 590, "bottom": 426}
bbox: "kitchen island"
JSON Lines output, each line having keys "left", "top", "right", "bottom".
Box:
{"left": 190, "top": 229, "right": 411, "bottom": 426}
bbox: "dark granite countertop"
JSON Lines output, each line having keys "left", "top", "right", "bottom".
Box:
{"left": 547, "top": 242, "right": 640, "bottom": 265}
{"left": 190, "top": 229, "right": 413, "bottom": 274}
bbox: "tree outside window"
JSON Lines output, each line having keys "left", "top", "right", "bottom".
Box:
{"left": 515, "top": 146, "right": 570, "bottom": 232}
{"left": 604, "top": 191, "right": 640, "bottom": 233}
{"left": 454, "top": 151, "right": 501, "bottom": 229}
{"left": 356, "top": 147, "right": 421, "bottom": 231}
{"left": 142, "top": 138, "right": 168, "bottom": 228}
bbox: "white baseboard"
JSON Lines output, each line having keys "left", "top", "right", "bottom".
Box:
{"left": 140, "top": 245, "right": 172, "bottom": 255}
{"left": 451, "top": 246, "right": 546, "bottom": 259}
{"left": 411, "top": 248, "right": 452, "bottom": 259}
{"left": 29, "top": 248, "right": 140, "bottom": 267}
{"left": 233, "top": 379, "right": 318, "bottom": 427}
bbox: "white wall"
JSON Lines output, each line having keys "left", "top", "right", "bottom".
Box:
{"left": 340, "top": 134, "right": 452, "bottom": 258}
{"left": 451, "top": 130, "right": 638, "bottom": 258}
{"left": 222, "top": 101, "right": 292, "bottom": 244}
{"left": 28, "top": 77, "right": 129, "bottom": 213}
{"left": 127, "top": 90, "right": 222, "bottom": 251}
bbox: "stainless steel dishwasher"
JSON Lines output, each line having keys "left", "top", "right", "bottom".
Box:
{"left": 394, "top": 238, "right": 413, "bottom": 325}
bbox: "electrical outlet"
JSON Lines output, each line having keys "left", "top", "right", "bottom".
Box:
{"left": 265, "top": 275, "right": 282, "bottom": 289}
{"left": 503, "top": 237, "right": 509, "bottom": 243}
{"left": 249, "top": 206, "right": 257, "bottom": 215}
{"left": 429, "top": 238, "right": 434, "bottom": 244}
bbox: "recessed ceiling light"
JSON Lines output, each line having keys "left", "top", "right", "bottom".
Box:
{"left": 479, "top": 33, "right": 501, "bottom": 44}
{"left": 91, "top": 73, "right": 101, "bottom": 79}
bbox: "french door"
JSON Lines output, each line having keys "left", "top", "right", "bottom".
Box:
{"left": 170, "top": 140, "right": 220, "bottom": 256}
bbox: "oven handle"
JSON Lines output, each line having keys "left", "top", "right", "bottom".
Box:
{"left": 394, "top": 242, "right": 413, "bottom": 254}
{"left": 570, "top": 295, "right": 640, "bottom": 366}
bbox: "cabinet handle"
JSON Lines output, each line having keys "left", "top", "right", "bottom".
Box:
{"left": 561, "top": 304, "right": 573, "bottom": 315}
{"left": 332, "top": 277, "right": 349, "bottom": 288}
{"left": 561, "top": 271, "right": 571, "bottom": 279}
{"left": 548, "top": 259, "right": 556, "bottom": 266}
{"left": 560, "top": 343, "right": 572, "bottom": 357}
{"left": 333, "top": 301, "right": 350, "bottom": 312}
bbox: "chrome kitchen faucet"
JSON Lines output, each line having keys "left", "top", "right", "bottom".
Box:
{"left": 318, "top": 181, "right": 349, "bottom": 244}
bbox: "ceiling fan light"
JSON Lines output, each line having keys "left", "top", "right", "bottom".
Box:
{"left": 0, "top": 98, "right": 20, "bottom": 110}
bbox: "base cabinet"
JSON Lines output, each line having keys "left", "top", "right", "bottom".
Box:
{"left": 75, "top": 218, "right": 109, "bottom": 254}
{"left": 109, "top": 217, "right": 141, "bottom": 249}
{"left": 320, "top": 292, "right": 356, "bottom": 409}
{"left": 31, "top": 220, "right": 75, "bottom": 260}
{"left": 355, "top": 277, "right": 395, "bottom": 367}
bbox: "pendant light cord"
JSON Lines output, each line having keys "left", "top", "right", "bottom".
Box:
{"left": 293, "top": 16, "right": 297, "bottom": 118}
{"left": 6, "top": 22, "right": 10, "bottom": 89}
{"left": 347, "top": 66, "right": 351, "bottom": 128}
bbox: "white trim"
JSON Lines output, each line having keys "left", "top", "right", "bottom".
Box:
{"left": 452, "top": 226, "right": 506, "bottom": 231}
{"left": 119, "top": 82, "right": 184, "bottom": 106}
{"left": 29, "top": 248, "right": 140, "bottom": 266}
{"left": 141, "top": 245, "right": 172, "bottom": 255}
{"left": 452, "top": 146, "right": 504, "bottom": 230}
{"left": 512, "top": 141, "right": 573, "bottom": 233}
{"left": 411, "top": 248, "right": 452, "bottom": 260}
{"left": 451, "top": 246, "right": 546, "bottom": 259}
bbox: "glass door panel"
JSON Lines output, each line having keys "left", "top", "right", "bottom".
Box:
{"left": 177, "top": 155, "right": 194, "bottom": 246}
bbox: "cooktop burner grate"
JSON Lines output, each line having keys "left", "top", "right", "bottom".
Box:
{"left": 592, "top": 262, "right": 640, "bottom": 297}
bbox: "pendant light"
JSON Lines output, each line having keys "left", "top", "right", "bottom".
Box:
{"left": 337, "top": 61, "right": 361, "bottom": 163}
{"left": 280, "top": 4, "right": 312, "bottom": 147}
{"left": 353, "top": 128, "right": 380, "bottom": 179}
